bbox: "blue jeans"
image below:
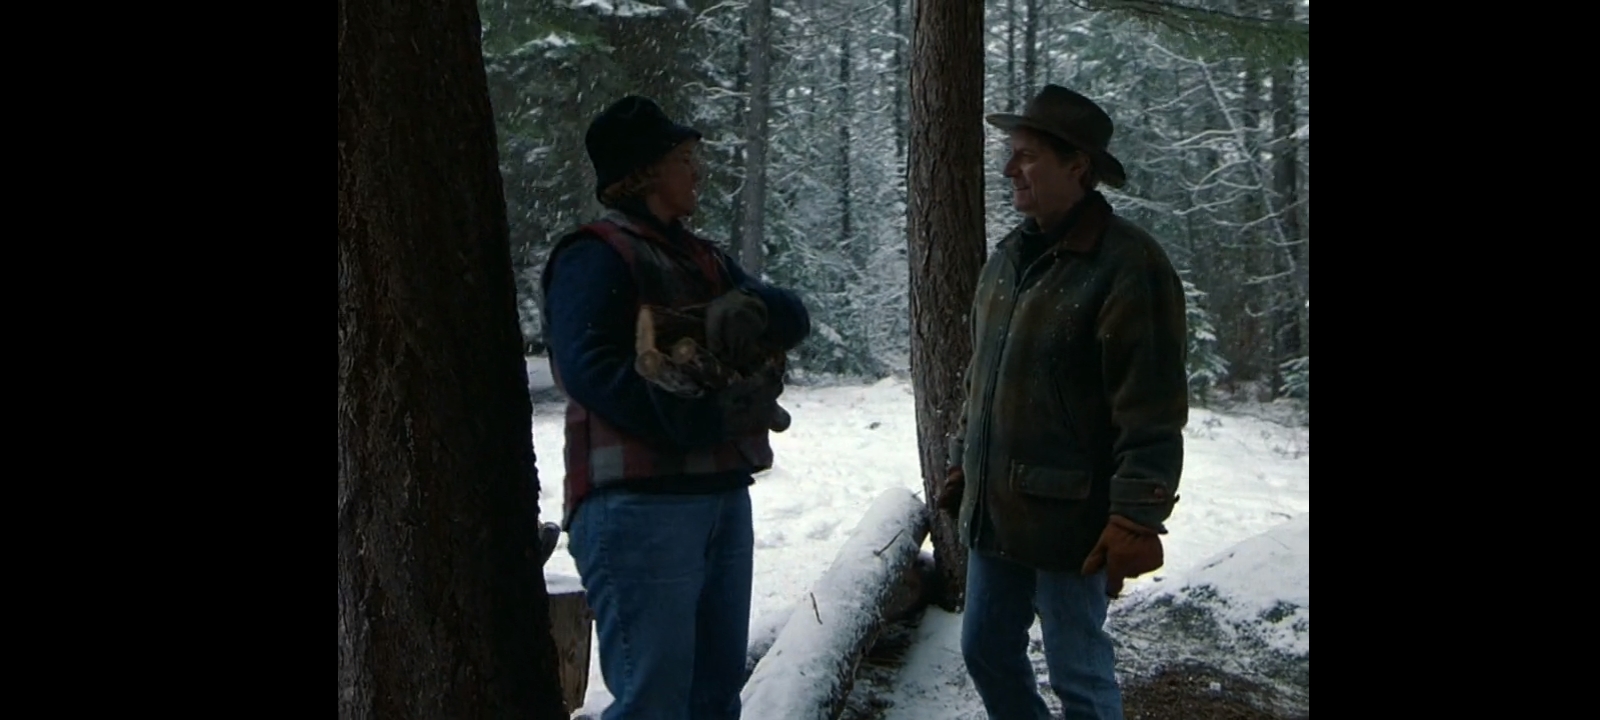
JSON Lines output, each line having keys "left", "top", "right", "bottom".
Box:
{"left": 567, "top": 486, "right": 754, "bottom": 720}
{"left": 961, "top": 549, "right": 1123, "bottom": 720}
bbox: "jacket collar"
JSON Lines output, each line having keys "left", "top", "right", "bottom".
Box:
{"left": 608, "top": 197, "right": 689, "bottom": 246}
{"left": 600, "top": 201, "right": 729, "bottom": 288}
{"left": 1006, "top": 191, "right": 1114, "bottom": 257}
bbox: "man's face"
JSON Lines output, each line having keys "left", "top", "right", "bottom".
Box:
{"left": 651, "top": 139, "right": 701, "bottom": 219}
{"left": 1002, "top": 129, "right": 1088, "bottom": 223}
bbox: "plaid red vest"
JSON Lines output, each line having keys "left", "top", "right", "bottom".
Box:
{"left": 544, "top": 210, "right": 775, "bottom": 529}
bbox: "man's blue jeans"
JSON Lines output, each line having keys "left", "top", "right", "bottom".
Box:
{"left": 567, "top": 486, "right": 753, "bottom": 720}
{"left": 961, "top": 549, "right": 1124, "bottom": 720}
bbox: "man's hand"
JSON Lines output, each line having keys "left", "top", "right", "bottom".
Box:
{"left": 1080, "top": 515, "right": 1164, "bottom": 598}
{"left": 706, "top": 289, "right": 768, "bottom": 364}
{"left": 936, "top": 466, "right": 964, "bottom": 517}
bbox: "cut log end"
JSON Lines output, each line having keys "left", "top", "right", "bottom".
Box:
{"left": 636, "top": 306, "right": 657, "bottom": 356}
{"left": 636, "top": 349, "right": 665, "bottom": 380}
{"left": 671, "top": 337, "right": 700, "bottom": 364}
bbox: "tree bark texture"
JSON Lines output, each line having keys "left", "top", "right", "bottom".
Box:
{"left": 1270, "top": 0, "right": 1306, "bottom": 360}
{"left": 740, "top": 0, "right": 773, "bottom": 276}
{"left": 894, "top": 0, "right": 907, "bottom": 166}
{"left": 908, "top": 0, "right": 986, "bottom": 611}
{"left": 1007, "top": 0, "right": 1018, "bottom": 111}
{"left": 337, "top": 0, "right": 565, "bottom": 715}
{"left": 1024, "top": 0, "right": 1040, "bottom": 96}
{"left": 731, "top": 38, "right": 749, "bottom": 245}
{"left": 838, "top": 24, "right": 855, "bottom": 262}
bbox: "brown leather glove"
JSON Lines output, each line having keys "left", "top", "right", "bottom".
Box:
{"left": 1080, "top": 515, "right": 1164, "bottom": 598}
{"left": 935, "top": 467, "right": 964, "bottom": 516}
{"left": 706, "top": 289, "right": 768, "bottom": 365}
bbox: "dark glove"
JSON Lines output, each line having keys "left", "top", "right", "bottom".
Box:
{"left": 935, "top": 467, "right": 964, "bottom": 516}
{"left": 524, "top": 522, "right": 561, "bottom": 567}
{"left": 717, "top": 374, "right": 783, "bottom": 436}
{"left": 706, "top": 289, "right": 768, "bottom": 364}
{"left": 1080, "top": 515, "right": 1164, "bottom": 598}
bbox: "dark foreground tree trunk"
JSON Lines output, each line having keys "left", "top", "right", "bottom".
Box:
{"left": 908, "top": 0, "right": 986, "bottom": 611}
{"left": 337, "top": 0, "right": 565, "bottom": 715}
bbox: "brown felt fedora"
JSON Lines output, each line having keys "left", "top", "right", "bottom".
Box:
{"left": 986, "top": 84, "right": 1127, "bottom": 188}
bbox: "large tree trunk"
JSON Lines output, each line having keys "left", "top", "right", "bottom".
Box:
{"left": 740, "top": 0, "right": 773, "bottom": 276}
{"left": 838, "top": 23, "right": 856, "bottom": 264}
{"left": 893, "top": 0, "right": 907, "bottom": 169}
{"left": 1270, "top": 0, "right": 1306, "bottom": 363}
{"left": 337, "top": 0, "right": 565, "bottom": 715}
{"left": 1007, "top": 0, "right": 1018, "bottom": 111}
{"left": 908, "top": 0, "right": 986, "bottom": 611}
{"left": 731, "top": 38, "right": 749, "bottom": 245}
{"left": 1024, "top": 0, "right": 1040, "bottom": 95}
{"left": 1238, "top": 33, "right": 1270, "bottom": 388}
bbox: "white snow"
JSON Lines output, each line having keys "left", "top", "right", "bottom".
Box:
{"left": 526, "top": 356, "right": 556, "bottom": 393}
{"left": 525, "top": 32, "right": 578, "bottom": 50}
{"left": 570, "top": 0, "right": 668, "bottom": 17}
{"left": 1157, "top": 512, "right": 1309, "bottom": 658}
{"left": 526, "top": 362, "right": 1310, "bottom": 718}
{"left": 871, "top": 514, "right": 1311, "bottom": 719}
{"left": 544, "top": 571, "right": 585, "bottom": 597}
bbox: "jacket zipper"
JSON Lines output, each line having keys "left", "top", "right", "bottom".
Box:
{"left": 971, "top": 247, "right": 1052, "bottom": 550}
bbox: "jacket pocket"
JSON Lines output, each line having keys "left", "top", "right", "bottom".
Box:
{"left": 1009, "top": 462, "right": 1093, "bottom": 501}
{"left": 1048, "top": 369, "right": 1083, "bottom": 451}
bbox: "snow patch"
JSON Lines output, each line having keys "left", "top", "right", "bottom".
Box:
{"left": 544, "top": 571, "right": 584, "bottom": 596}
{"left": 526, "top": 355, "right": 556, "bottom": 392}
{"left": 745, "top": 603, "right": 795, "bottom": 676}
{"left": 1106, "top": 514, "right": 1310, "bottom": 712}
{"left": 571, "top": 0, "right": 669, "bottom": 17}
{"left": 1121, "top": 513, "right": 1308, "bottom": 656}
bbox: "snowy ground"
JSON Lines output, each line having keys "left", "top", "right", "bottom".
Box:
{"left": 527, "top": 357, "right": 1310, "bottom": 718}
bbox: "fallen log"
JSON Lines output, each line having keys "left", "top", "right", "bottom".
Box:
{"left": 740, "top": 488, "right": 931, "bottom": 720}
{"left": 744, "top": 604, "right": 796, "bottom": 681}
{"left": 744, "top": 549, "right": 932, "bottom": 684}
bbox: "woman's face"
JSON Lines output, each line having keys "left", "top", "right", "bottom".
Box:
{"left": 650, "top": 139, "right": 701, "bottom": 220}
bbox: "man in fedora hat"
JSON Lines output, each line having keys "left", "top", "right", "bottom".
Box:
{"left": 935, "top": 84, "right": 1189, "bottom": 719}
{"left": 541, "top": 95, "right": 810, "bottom": 719}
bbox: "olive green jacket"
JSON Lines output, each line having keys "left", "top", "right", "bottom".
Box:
{"left": 947, "top": 192, "right": 1188, "bottom": 572}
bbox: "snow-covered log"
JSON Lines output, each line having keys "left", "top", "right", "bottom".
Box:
{"left": 744, "top": 604, "right": 795, "bottom": 680}
{"left": 740, "top": 488, "right": 930, "bottom": 720}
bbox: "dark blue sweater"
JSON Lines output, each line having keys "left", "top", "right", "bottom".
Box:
{"left": 544, "top": 212, "right": 811, "bottom": 494}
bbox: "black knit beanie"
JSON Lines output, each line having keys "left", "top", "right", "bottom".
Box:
{"left": 585, "top": 95, "right": 702, "bottom": 202}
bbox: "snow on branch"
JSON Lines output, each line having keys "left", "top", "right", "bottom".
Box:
{"left": 1073, "top": 0, "right": 1309, "bottom": 46}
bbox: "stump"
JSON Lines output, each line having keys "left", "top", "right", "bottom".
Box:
{"left": 545, "top": 572, "right": 591, "bottom": 714}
